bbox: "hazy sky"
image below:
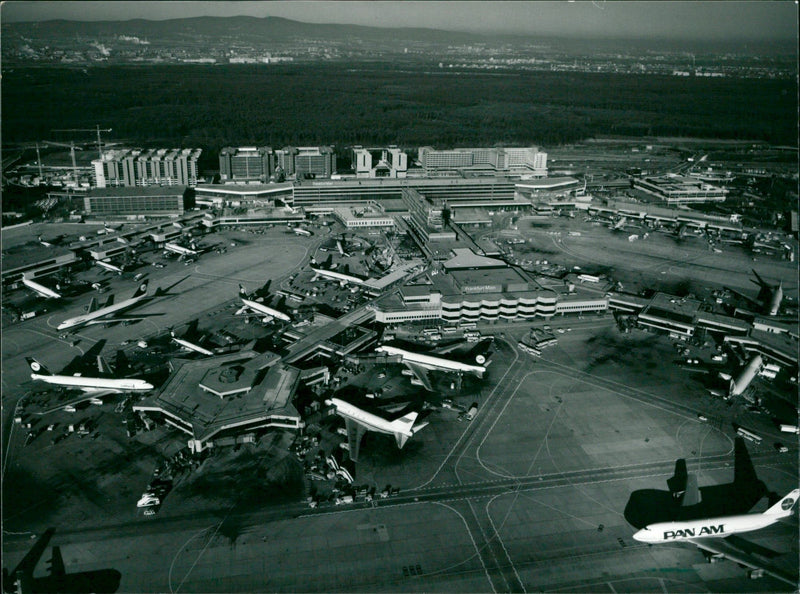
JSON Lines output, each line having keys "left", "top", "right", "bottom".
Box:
{"left": 1, "top": 1, "right": 797, "bottom": 41}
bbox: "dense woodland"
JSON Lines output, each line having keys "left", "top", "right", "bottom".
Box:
{"left": 2, "top": 64, "right": 796, "bottom": 172}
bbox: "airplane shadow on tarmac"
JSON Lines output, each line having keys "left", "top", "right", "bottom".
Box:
{"left": 624, "top": 437, "right": 775, "bottom": 529}
{"left": 3, "top": 528, "right": 121, "bottom": 593}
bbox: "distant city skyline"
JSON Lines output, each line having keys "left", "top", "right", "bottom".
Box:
{"left": 1, "top": 1, "right": 797, "bottom": 41}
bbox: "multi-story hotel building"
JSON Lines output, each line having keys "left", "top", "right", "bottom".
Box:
{"left": 418, "top": 146, "right": 547, "bottom": 177}
{"left": 276, "top": 146, "right": 336, "bottom": 179}
{"left": 219, "top": 147, "right": 275, "bottom": 183}
{"left": 352, "top": 147, "right": 408, "bottom": 178}
{"left": 92, "top": 148, "right": 201, "bottom": 188}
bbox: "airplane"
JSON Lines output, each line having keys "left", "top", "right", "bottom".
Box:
{"left": 164, "top": 241, "right": 201, "bottom": 258}
{"left": 633, "top": 489, "right": 798, "bottom": 543}
{"left": 27, "top": 357, "right": 153, "bottom": 394}
{"left": 235, "top": 283, "right": 291, "bottom": 323}
{"left": 21, "top": 276, "right": 61, "bottom": 299}
{"left": 38, "top": 234, "right": 67, "bottom": 248}
{"left": 57, "top": 281, "right": 150, "bottom": 331}
{"left": 726, "top": 270, "right": 790, "bottom": 317}
{"left": 103, "top": 222, "right": 122, "bottom": 232}
{"left": 293, "top": 227, "right": 312, "bottom": 237}
{"left": 170, "top": 319, "right": 216, "bottom": 356}
{"left": 95, "top": 259, "right": 124, "bottom": 274}
{"left": 2, "top": 528, "right": 121, "bottom": 594}
{"left": 325, "top": 396, "right": 429, "bottom": 462}
{"left": 624, "top": 438, "right": 798, "bottom": 586}
{"left": 375, "top": 338, "right": 492, "bottom": 391}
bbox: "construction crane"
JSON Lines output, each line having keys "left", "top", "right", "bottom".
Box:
{"left": 41, "top": 140, "right": 83, "bottom": 179}
{"left": 52, "top": 125, "right": 112, "bottom": 161}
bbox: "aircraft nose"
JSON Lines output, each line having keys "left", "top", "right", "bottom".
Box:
{"left": 632, "top": 528, "right": 653, "bottom": 542}
{"left": 143, "top": 382, "right": 154, "bottom": 390}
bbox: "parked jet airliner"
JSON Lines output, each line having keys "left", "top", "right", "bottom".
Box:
{"left": 634, "top": 489, "right": 798, "bottom": 543}
{"left": 235, "top": 285, "right": 291, "bottom": 322}
{"left": 57, "top": 282, "right": 149, "bottom": 330}
{"left": 22, "top": 277, "right": 61, "bottom": 299}
{"left": 27, "top": 357, "right": 153, "bottom": 393}
{"left": 326, "top": 397, "right": 428, "bottom": 462}
{"left": 375, "top": 342, "right": 488, "bottom": 390}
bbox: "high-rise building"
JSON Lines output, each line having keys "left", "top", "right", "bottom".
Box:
{"left": 276, "top": 146, "right": 336, "bottom": 179}
{"left": 219, "top": 146, "right": 275, "bottom": 183}
{"left": 93, "top": 148, "right": 201, "bottom": 188}
{"left": 353, "top": 147, "right": 408, "bottom": 178}
{"left": 418, "top": 146, "right": 547, "bottom": 177}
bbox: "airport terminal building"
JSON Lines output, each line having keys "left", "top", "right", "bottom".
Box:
{"left": 134, "top": 350, "right": 303, "bottom": 453}
{"left": 372, "top": 249, "right": 608, "bottom": 325}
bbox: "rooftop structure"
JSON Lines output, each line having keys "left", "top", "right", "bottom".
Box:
{"left": 133, "top": 350, "right": 302, "bottom": 453}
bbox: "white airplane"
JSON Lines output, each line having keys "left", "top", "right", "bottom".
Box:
{"left": 164, "top": 242, "right": 199, "bottom": 257}
{"left": 375, "top": 342, "right": 488, "bottom": 391}
{"left": 235, "top": 284, "right": 291, "bottom": 322}
{"left": 171, "top": 331, "right": 215, "bottom": 356}
{"left": 27, "top": 357, "right": 153, "bottom": 393}
{"left": 95, "top": 259, "right": 124, "bottom": 274}
{"left": 22, "top": 277, "right": 61, "bottom": 299}
{"left": 325, "top": 397, "right": 428, "bottom": 462}
{"left": 634, "top": 490, "right": 798, "bottom": 544}
{"left": 57, "top": 282, "right": 149, "bottom": 331}
{"left": 293, "top": 227, "right": 312, "bottom": 237}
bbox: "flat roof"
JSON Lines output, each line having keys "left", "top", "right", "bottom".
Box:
{"left": 641, "top": 292, "right": 702, "bottom": 324}
{"left": 449, "top": 267, "right": 529, "bottom": 289}
{"left": 136, "top": 350, "right": 299, "bottom": 442}
{"left": 516, "top": 177, "right": 579, "bottom": 189}
{"left": 86, "top": 186, "right": 186, "bottom": 197}
{"left": 195, "top": 183, "right": 294, "bottom": 196}
{"left": 443, "top": 248, "right": 507, "bottom": 270}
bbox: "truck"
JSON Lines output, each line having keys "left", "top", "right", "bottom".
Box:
{"left": 466, "top": 403, "right": 478, "bottom": 421}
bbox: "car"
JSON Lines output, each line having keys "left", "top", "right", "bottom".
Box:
{"left": 697, "top": 414, "right": 708, "bottom": 422}
{"left": 775, "top": 443, "right": 789, "bottom": 453}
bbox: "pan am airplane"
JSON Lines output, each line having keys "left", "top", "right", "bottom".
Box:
{"left": 375, "top": 338, "right": 492, "bottom": 391}
{"left": 326, "top": 397, "right": 428, "bottom": 462}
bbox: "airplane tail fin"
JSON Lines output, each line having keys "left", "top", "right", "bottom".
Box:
{"left": 239, "top": 284, "right": 247, "bottom": 297}
{"left": 132, "top": 281, "right": 149, "bottom": 298}
{"left": 27, "top": 358, "right": 52, "bottom": 375}
{"left": 751, "top": 269, "right": 767, "bottom": 288}
{"left": 763, "top": 489, "right": 799, "bottom": 517}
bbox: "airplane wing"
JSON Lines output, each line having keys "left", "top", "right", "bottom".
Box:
{"left": 84, "top": 316, "right": 146, "bottom": 326}
{"left": 48, "top": 546, "right": 66, "bottom": 577}
{"left": 724, "top": 287, "right": 762, "bottom": 311}
{"left": 6, "top": 528, "right": 55, "bottom": 578}
{"left": 78, "top": 388, "right": 117, "bottom": 398}
{"left": 405, "top": 362, "right": 433, "bottom": 391}
{"left": 691, "top": 537, "right": 797, "bottom": 587}
{"left": 96, "top": 355, "right": 114, "bottom": 376}
{"left": 344, "top": 417, "right": 366, "bottom": 463}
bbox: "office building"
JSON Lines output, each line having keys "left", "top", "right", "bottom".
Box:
{"left": 219, "top": 147, "right": 275, "bottom": 183}
{"left": 92, "top": 148, "right": 201, "bottom": 188}
{"left": 352, "top": 147, "right": 408, "bottom": 178}
{"left": 276, "top": 146, "right": 336, "bottom": 179}
{"left": 419, "top": 146, "right": 547, "bottom": 177}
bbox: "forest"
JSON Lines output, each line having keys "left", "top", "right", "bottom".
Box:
{"left": 2, "top": 64, "right": 796, "bottom": 172}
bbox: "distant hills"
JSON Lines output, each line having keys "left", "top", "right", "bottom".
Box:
{"left": 2, "top": 15, "right": 493, "bottom": 44}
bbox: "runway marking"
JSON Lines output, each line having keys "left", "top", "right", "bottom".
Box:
{"left": 484, "top": 493, "right": 527, "bottom": 592}
{"left": 168, "top": 526, "right": 213, "bottom": 594}
{"left": 430, "top": 501, "right": 495, "bottom": 593}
